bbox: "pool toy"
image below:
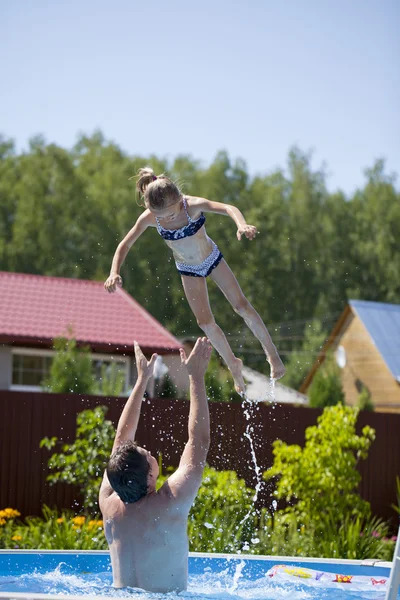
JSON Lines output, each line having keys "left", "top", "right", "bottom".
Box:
{"left": 267, "top": 564, "right": 388, "bottom": 591}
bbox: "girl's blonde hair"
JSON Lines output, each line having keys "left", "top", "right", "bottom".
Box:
{"left": 134, "top": 167, "right": 181, "bottom": 209}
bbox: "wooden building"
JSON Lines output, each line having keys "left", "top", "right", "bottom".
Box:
{"left": 300, "top": 300, "right": 400, "bottom": 413}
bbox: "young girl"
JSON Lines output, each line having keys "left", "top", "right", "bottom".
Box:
{"left": 104, "top": 168, "right": 285, "bottom": 394}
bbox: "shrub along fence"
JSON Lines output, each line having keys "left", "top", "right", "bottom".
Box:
{"left": 1, "top": 390, "right": 399, "bottom": 525}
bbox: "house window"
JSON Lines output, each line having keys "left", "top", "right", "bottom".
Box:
{"left": 92, "top": 358, "right": 129, "bottom": 393}
{"left": 12, "top": 354, "right": 52, "bottom": 387}
{"left": 11, "top": 348, "right": 130, "bottom": 393}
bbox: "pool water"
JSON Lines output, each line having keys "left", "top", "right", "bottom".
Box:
{"left": 0, "top": 551, "right": 397, "bottom": 600}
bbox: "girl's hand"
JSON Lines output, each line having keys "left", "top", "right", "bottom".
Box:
{"left": 104, "top": 274, "right": 123, "bottom": 293}
{"left": 237, "top": 224, "right": 258, "bottom": 241}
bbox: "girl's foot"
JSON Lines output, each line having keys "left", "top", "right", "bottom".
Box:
{"left": 230, "top": 357, "right": 246, "bottom": 395}
{"left": 268, "top": 353, "right": 286, "bottom": 380}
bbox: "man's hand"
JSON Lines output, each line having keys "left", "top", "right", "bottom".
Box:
{"left": 237, "top": 224, "right": 257, "bottom": 241}
{"left": 179, "top": 337, "right": 212, "bottom": 379}
{"left": 104, "top": 274, "right": 123, "bottom": 293}
{"left": 134, "top": 341, "right": 158, "bottom": 381}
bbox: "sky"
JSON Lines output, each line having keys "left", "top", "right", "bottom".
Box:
{"left": 1, "top": 0, "right": 399, "bottom": 195}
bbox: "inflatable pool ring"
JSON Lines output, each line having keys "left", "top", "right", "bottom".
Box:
{"left": 267, "top": 564, "right": 388, "bottom": 591}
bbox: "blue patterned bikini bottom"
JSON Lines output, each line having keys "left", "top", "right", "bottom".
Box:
{"left": 176, "top": 242, "right": 223, "bottom": 278}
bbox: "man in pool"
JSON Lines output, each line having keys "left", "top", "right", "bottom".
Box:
{"left": 99, "top": 337, "right": 212, "bottom": 593}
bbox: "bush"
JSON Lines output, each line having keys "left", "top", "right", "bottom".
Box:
{"left": 37, "top": 404, "right": 393, "bottom": 560}
{"left": 158, "top": 374, "right": 179, "bottom": 399}
{"left": 264, "top": 405, "right": 375, "bottom": 526}
{"left": 358, "top": 386, "right": 374, "bottom": 411}
{"left": 43, "top": 334, "right": 95, "bottom": 394}
{"left": 392, "top": 475, "right": 400, "bottom": 516}
{"left": 158, "top": 465, "right": 256, "bottom": 553}
{"left": 95, "top": 362, "right": 126, "bottom": 396}
{"left": 205, "top": 352, "right": 241, "bottom": 403}
{"left": 308, "top": 361, "right": 345, "bottom": 408}
{"left": 283, "top": 320, "right": 327, "bottom": 390}
{"left": 253, "top": 511, "right": 395, "bottom": 561}
{"left": 40, "top": 406, "right": 115, "bottom": 511}
{"left": 259, "top": 403, "right": 396, "bottom": 560}
{"left": 0, "top": 506, "right": 106, "bottom": 550}
{"left": 0, "top": 508, "right": 21, "bottom": 549}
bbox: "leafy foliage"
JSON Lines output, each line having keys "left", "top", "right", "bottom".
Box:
{"left": 1, "top": 134, "right": 399, "bottom": 377}
{"left": 158, "top": 374, "right": 179, "bottom": 399}
{"left": 264, "top": 405, "right": 375, "bottom": 526}
{"left": 254, "top": 510, "right": 395, "bottom": 561}
{"left": 94, "top": 362, "right": 126, "bottom": 397}
{"left": 157, "top": 465, "right": 257, "bottom": 553}
{"left": 205, "top": 351, "right": 241, "bottom": 403}
{"left": 308, "top": 359, "right": 345, "bottom": 408}
{"left": 358, "top": 386, "right": 374, "bottom": 411}
{"left": 43, "top": 334, "right": 95, "bottom": 394}
{"left": 40, "top": 406, "right": 115, "bottom": 510}
{"left": 392, "top": 475, "right": 400, "bottom": 517}
{"left": 283, "top": 320, "right": 327, "bottom": 390}
{"left": 0, "top": 506, "right": 106, "bottom": 550}
{"left": 36, "top": 404, "right": 394, "bottom": 560}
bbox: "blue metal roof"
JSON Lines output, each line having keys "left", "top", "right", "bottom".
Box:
{"left": 349, "top": 300, "right": 400, "bottom": 382}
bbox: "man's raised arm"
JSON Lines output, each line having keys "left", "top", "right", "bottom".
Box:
{"left": 164, "top": 337, "right": 212, "bottom": 510}
{"left": 99, "top": 342, "right": 157, "bottom": 505}
{"left": 111, "top": 342, "right": 157, "bottom": 453}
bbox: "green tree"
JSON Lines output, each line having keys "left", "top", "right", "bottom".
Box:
{"left": 0, "top": 136, "right": 18, "bottom": 270}
{"left": 308, "top": 360, "right": 345, "bottom": 408}
{"left": 1, "top": 133, "right": 399, "bottom": 369}
{"left": 40, "top": 406, "right": 115, "bottom": 510}
{"left": 283, "top": 319, "right": 327, "bottom": 390}
{"left": 264, "top": 405, "right": 376, "bottom": 527}
{"left": 44, "top": 335, "right": 94, "bottom": 394}
{"left": 358, "top": 386, "right": 374, "bottom": 411}
{"left": 204, "top": 351, "right": 241, "bottom": 402}
{"left": 95, "top": 362, "right": 126, "bottom": 397}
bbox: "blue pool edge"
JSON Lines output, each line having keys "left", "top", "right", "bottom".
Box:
{"left": 0, "top": 549, "right": 394, "bottom": 600}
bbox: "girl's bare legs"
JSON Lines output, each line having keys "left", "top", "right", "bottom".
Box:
{"left": 181, "top": 274, "right": 246, "bottom": 394}
{"left": 210, "top": 260, "right": 286, "bottom": 380}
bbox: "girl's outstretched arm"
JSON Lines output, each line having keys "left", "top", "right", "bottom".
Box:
{"left": 104, "top": 210, "right": 152, "bottom": 293}
{"left": 191, "top": 197, "right": 258, "bottom": 241}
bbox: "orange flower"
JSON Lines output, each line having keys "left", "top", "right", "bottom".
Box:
{"left": 12, "top": 535, "right": 22, "bottom": 541}
{"left": 56, "top": 518, "right": 64, "bottom": 524}
{"left": 88, "top": 519, "right": 103, "bottom": 529}
{"left": 0, "top": 518, "right": 6, "bottom": 526}
{"left": 3, "top": 508, "right": 21, "bottom": 519}
{"left": 72, "top": 516, "right": 86, "bottom": 527}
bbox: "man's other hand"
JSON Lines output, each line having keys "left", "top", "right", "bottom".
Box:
{"left": 134, "top": 341, "right": 158, "bottom": 381}
{"left": 179, "top": 337, "right": 212, "bottom": 379}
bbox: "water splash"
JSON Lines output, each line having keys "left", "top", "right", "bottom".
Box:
{"left": 236, "top": 400, "right": 262, "bottom": 545}
{"left": 237, "top": 379, "right": 277, "bottom": 548}
{"left": 229, "top": 560, "right": 245, "bottom": 594}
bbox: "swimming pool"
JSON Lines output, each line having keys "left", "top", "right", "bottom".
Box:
{"left": 0, "top": 550, "right": 396, "bottom": 600}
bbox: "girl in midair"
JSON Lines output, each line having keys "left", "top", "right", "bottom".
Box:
{"left": 105, "top": 168, "right": 285, "bottom": 394}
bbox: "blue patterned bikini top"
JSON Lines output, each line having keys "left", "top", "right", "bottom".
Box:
{"left": 155, "top": 197, "right": 206, "bottom": 241}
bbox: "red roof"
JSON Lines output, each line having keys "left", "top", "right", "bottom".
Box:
{"left": 0, "top": 272, "right": 180, "bottom": 354}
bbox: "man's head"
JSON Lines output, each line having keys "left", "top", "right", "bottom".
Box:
{"left": 106, "top": 441, "right": 159, "bottom": 503}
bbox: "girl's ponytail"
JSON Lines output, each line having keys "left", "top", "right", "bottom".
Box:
{"left": 135, "top": 167, "right": 157, "bottom": 196}
{"left": 132, "top": 167, "right": 180, "bottom": 209}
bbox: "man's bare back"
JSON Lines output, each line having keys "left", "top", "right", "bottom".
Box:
{"left": 100, "top": 480, "right": 189, "bottom": 591}
{"left": 99, "top": 338, "right": 212, "bottom": 593}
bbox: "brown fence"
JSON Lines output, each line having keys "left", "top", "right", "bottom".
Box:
{"left": 1, "top": 390, "right": 399, "bottom": 526}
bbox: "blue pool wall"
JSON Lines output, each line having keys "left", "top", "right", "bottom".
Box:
{"left": 0, "top": 550, "right": 392, "bottom": 580}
